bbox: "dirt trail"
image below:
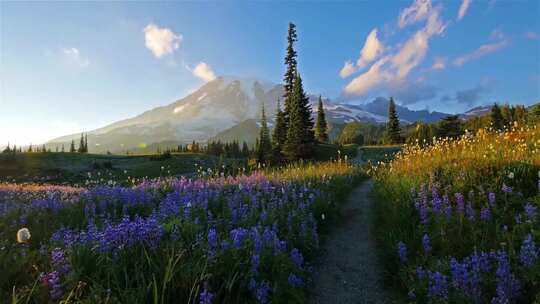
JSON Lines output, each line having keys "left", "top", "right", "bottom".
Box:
{"left": 309, "top": 180, "right": 391, "bottom": 304}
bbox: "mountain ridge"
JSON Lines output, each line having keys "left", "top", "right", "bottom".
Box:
{"left": 47, "top": 75, "right": 464, "bottom": 153}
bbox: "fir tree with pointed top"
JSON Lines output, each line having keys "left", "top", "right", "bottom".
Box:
{"left": 256, "top": 104, "right": 272, "bottom": 164}
{"left": 315, "top": 96, "right": 328, "bottom": 143}
{"left": 490, "top": 103, "right": 504, "bottom": 130}
{"left": 78, "top": 134, "right": 84, "bottom": 153}
{"left": 283, "top": 22, "right": 298, "bottom": 123}
{"left": 272, "top": 99, "right": 287, "bottom": 160}
{"left": 284, "top": 73, "right": 314, "bottom": 160}
{"left": 70, "top": 140, "right": 76, "bottom": 153}
{"left": 384, "top": 97, "right": 401, "bottom": 144}
{"left": 84, "top": 134, "right": 88, "bottom": 153}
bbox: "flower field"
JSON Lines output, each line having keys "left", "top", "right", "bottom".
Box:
{"left": 0, "top": 161, "right": 363, "bottom": 303}
{"left": 371, "top": 124, "right": 540, "bottom": 303}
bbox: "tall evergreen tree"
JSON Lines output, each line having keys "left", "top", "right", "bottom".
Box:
{"left": 385, "top": 97, "right": 401, "bottom": 144}
{"left": 78, "top": 134, "right": 84, "bottom": 153}
{"left": 315, "top": 96, "right": 328, "bottom": 143}
{"left": 84, "top": 134, "right": 88, "bottom": 153}
{"left": 272, "top": 99, "right": 287, "bottom": 158}
{"left": 490, "top": 103, "right": 504, "bottom": 130}
{"left": 283, "top": 22, "right": 298, "bottom": 122}
{"left": 437, "top": 115, "right": 463, "bottom": 139}
{"left": 28, "top": 144, "right": 33, "bottom": 153}
{"left": 70, "top": 140, "right": 76, "bottom": 153}
{"left": 256, "top": 104, "right": 272, "bottom": 164}
{"left": 284, "top": 73, "right": 314, "bottom": 160}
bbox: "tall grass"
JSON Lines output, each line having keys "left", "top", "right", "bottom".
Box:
{"left": 371, "top": 123, "right": 540, "bottom": 303}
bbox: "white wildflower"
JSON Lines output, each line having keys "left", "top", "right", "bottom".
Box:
{"left": 17, "top": 228, "right": 31, "bottom": 243}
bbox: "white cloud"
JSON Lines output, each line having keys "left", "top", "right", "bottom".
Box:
{"left": 357, "top": 29, "right": 384, "bottom": 67}
{"left": 192, "top": 62, "right": 216, "bottom": 82}
{"left": 453, "top": 37, "right": 508, "bottom": 66}
{"left": 62, "top": 48, "right": 90, "bottom": 67}
{"left": 344, "top": 57, "right": 390, "bottom": 95}
{"left": 339, "top": 61, "right": 357, "bottom": 78}
{"left": 430, "top": 57, "right": 446, "bottom": 70}
{"left": 457, "top": 0, "right": 472, "bottom": 21}
{"left": 343, "top": 2, "right": 445, "bottom": 96}
{"left": 398, "top": 0, "right": 432, "bottom": 28}
{"left": 143, "top": 23, "right": 182, "bottom": 58}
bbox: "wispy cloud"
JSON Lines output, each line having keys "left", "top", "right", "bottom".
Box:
{"left": 339, "top": 61, "right": 356, "bottom": 78}
{"left": 343, "top": 0, "right": 445, "bottom": 97}
{"left": 429, "top": 56, "right": 446, "bottom": 70}
{"left": 457, "top": 0, "right": 472, "bottom": 21}
{"left": 339, "top": 28, "right": 384, "bottom": 78}
{"left": 184, "top": 62, "right": 217, "bottom": 82}
{"left": 143, "top": 23, "right": 182, "bottom": 58}
{"left": 398, "top": 0, "right": 432, "bottom": 28}
{"left": 62, "top": 48, "right": 90, "bottom": 67}
{"left": 453, "top": 33, "right": 508, "bottom": 66}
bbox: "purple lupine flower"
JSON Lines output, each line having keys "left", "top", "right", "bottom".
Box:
{"left": 290, "top": 248, "right": 304, "bottom": 268}
{"left": 520, "top": 234, "right": 538, "bottom": 268}
{"left": 249, "top": 279, "right": 271, "bottom": 304}
{"left": 199, "top": 286, "right": 214, "bottom": 304}
{"left": 51, "top": 248, "right": 70, "bottom": 275}
{"left": 492, "top": 250, "right": 521, "bottom": 303}
{"left": 501, "top": 184, "right": 512, "bottom": 193}
{"left": 432, "top": 197, "right": 442, "bottom": 215}
{"left": 422, "top": 234, "right": 432, "bottom": 254}
{"left": 41, "top": 271, "right": 63, "bottom": 299}
{"left": 480, "top": 207, "right": 491, "bottom": 221}
{"left": 287, "top": 273, "right": 303, "bottom": 287}
{"left": 397, "top": 241, "right": 407, "bottom": 263}
{"left": 427, "top": 271, "right": 448, "bottom": 300}
{"left": 524, "top": 203, "right": 537, "bottom": 222}
{"left": 488, "top": 192, "right": 496, "bottom": 207}
{"left": 418, "top": 203, "right": 429, "bottom": 225}
{"left": 230, "top": 228, "right": 249, "bottom": 248}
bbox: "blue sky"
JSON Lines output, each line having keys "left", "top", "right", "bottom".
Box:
{"left": 1, "top": 0, "right": 539, "bottom": 145}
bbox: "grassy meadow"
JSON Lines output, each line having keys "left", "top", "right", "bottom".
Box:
{"left": 0, "top": 152, "right": 245, "bottom": 185}
{"left": 1, "top": 159, "right": 365, "bottom": 303}
{"left": 371, "top": 123, "right": 540, "bottom": 303}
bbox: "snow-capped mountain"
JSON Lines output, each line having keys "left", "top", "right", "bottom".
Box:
{"left": 47, "top": 76, "right": 451, "bottom": 153}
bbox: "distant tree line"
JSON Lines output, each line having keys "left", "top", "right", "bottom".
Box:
{"left": 2, "top": 133, "right": 90, "bottom": 155}
{"left": 331, "top": 101, "right": 540, "bottom": 148}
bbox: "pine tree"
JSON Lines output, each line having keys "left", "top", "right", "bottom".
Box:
{"left": 84, "top": 134, "right": 88, "bottom": 153}
{"left": 315, "top": 96, "right": 328, "bottom": 143}
{"left": 70, "top": 140, "right": 76, "bottom": 153}
{"left": 283, "top": 22, "right": 298, "bottom": 123}
{"left": 385, "top": 97, "right": 401, "bottom": 144}
{"left": 272, "top": 99, "right": 287, "bottom": 160}
{"left": 256, "top": 104, "right": 272, "bottom": 164}
{"left": 78, "top": 134, "right": 84, "bottom": 153}
{"left": 242, "top": 141, "right": 250, "bottom": 157}
{"left": 284, "top": 73, "right": 314, "bottom": 160}
{"left": 490, "top": 103, "right": 504, "bottom": 130}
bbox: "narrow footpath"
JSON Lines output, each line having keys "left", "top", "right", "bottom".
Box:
{"left": 309, "top": 178, "right": 391, "bottom": 303}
